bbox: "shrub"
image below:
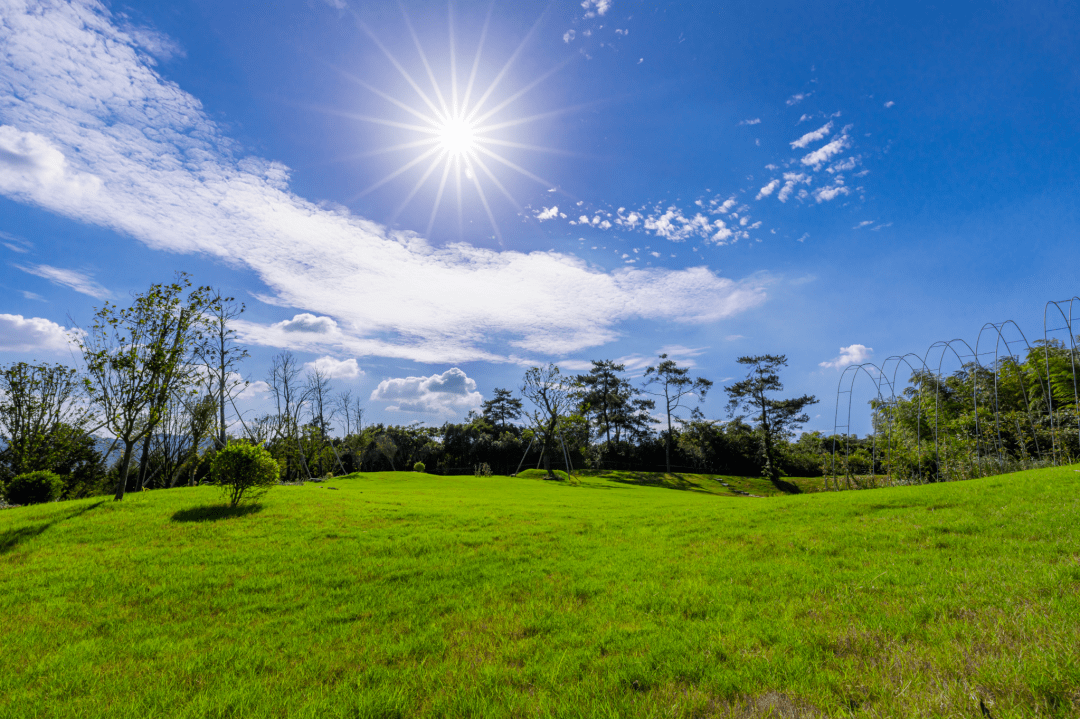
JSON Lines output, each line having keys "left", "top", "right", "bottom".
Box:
{"left": 210, "top": 443, "right": 280, "bottom": 508}
{"left": 474, "top": 462, "right": 493, "bottom": 477}
{"left": 5, "top": 470, "right": 64, "bottom": 505}
{"left": 413, "top": 461, "right": 426, "bottom": 473}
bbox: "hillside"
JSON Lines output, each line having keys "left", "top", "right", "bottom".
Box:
{"left": 2, "top": 467, "right": 1078, "bottom": 717}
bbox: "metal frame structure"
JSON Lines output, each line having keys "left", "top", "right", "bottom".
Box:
{"left": 1044, "top": 298, "right": 1080, "bottom": 463}
{"left": 830, "top": 296, "right": 1080, "bottom": 491}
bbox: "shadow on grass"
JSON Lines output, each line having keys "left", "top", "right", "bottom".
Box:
{"left": 171, "top": 504, "right": 263, "bottom": 523}
{"left": 0, "top": 500, "right": 106, "bottom": 555}
{"left": 769, "top": 478, "right": 803, "bottom": 494}
{"left": 607, "top": 473, "right": 713, "bottom": 494}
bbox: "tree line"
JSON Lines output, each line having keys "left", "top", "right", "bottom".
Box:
{"left": 1, "top": 274, "right": 831, "bottom": 504}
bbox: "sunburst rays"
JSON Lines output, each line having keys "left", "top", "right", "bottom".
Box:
{"left": 334, "top": 2, "right": 572, "bottom": 243}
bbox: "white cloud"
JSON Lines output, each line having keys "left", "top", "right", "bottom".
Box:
{"left": 777, "top": 173, "right": 810, "bottom": 202}
{"left": 790, "top": 121, "right": 832, "bottom": 149}
{"left": 884, "top": 101, "right": 895, "bottom": 108}
{"left": 0, "top": 314, "right": 81, "bottom": 352}
{"left": 755, "top": 179, "right": 779, "bottom": 200}
{"left": 563, "top": 29, "right": 575, "bottom": 43}
{"left": 786, "top": 93, "right": 811, "bottom": 106}
{"left": 581, "top": 0, "right": 611, "bottom": 17}
{"left": 15, "top": 264, "right": 110, "bottom": 298}
{"left": 739, "top": 118, "right": 761, "bottom": 126}
{"left": 853, "top": 220, "right": 874, "bottom": 229}
{"left": 827, "top": 157, "right": 857, "bottom": 173}
{"left": 370, "top": 367, "right": 482, "bottom": 415}
{"left": 801, "top": 135, "right": 850, "bottom": 169}
{"left": 120, "top": 22, "right": 185, "bottom": 62}
{"left": 724, "top": 334, "right": 743, "bottom": 341}
{"left": 235, "top": 379, "right": 270, "bottom": 400}
{"left": 304, "top": 355, "right": 363, "bottom": 380}
{"left": 21, "top": 290, "right": 45, "bottom": 301}
{"left": 0, "top": 125, "right": 102, "bottom": 202}
{"left": 812, "top": 180, "right": 850, "bottom": 203}
{"left": 0, "top": 0, "right": 769, "bottom": 362}
{"left": 819, "top": 344, "right": 873, "bottom": 370}
{"left": 535, "top": 205, "right": 559, "bottom": 221}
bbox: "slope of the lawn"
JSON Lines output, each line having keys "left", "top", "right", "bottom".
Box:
{"left": 1, "top": 467, "right": 1078, "bottom": 718}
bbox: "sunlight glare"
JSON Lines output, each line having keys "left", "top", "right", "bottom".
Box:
{"left": 437, "top": 116, "right": 477, "bottom": 158}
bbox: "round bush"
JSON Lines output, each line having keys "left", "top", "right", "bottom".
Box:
{"left": 210, "top": 443, "right": 280, "bottom": 507}
{"left": 5, "top": 471, "right": 64, "bottom": 505}
{"left": 413, "top": 461, "right": 426, "bottom": 473}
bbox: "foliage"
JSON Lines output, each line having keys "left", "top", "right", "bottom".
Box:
{"left": 78, "top": 273, "right": 214, "bottom": 501}
{"left": 644, "top": 354, "right": 712, "bottom": 473}
{"left": 521, "top": 363, "right": 575, "bottom": 478}
{"left": 210, "top": 442, "right": 280, "bottom": 507}
{"left": 4, "top": 470, "right": 64, "bottom": 505}
{"left": 481, "top": 388, "right": 523, "bottom": 432}
{"left": 473, "top": 462, "right": 492, "bottom": 477}
{"left": 725, "top": 354, "right": 818, "bottom": 485}
{"left": 413, "top": 461, "right": 425, "bottom": 473}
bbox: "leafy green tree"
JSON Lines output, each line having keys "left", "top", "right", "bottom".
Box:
{"left": 481, "top": 388, "right": 523, "bottom": 433}
{"left": 211, "top": 443, "right": 279, "bottom": 507}
{"left": 78, "top": 274, "right": 214, "bottom": 501}
{"left": 0, "top": 362, "right": 95, "bottom": 484}
{"left": 724, "top": 354, "right": 818, "bottom": 485}
{"left": 643, "top": 354, "right": 713, "bottom": 473}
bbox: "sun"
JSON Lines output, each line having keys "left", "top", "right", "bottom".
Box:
{"left": 436, "top": 116, "right": 477, "bottom": 159}
{"left": 330, "top": 5, "right": 570, "bottom": 243}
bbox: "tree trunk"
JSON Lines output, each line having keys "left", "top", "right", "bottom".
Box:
{"left": 114, "top": 440, "right": 136, "bottom": 501}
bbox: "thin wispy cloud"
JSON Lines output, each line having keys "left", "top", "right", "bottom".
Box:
{"left": 790, "top": 121, "right": 832, "bottom": 149}
{"left": 15, "top": 264, "right": 110, "bottom": 299}
{"left": 0, "top": 0, "right": 767, "bottom": 363}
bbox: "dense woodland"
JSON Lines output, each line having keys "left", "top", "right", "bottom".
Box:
{"left": 1, "top": 274, "right": 1077, "bottom": 503}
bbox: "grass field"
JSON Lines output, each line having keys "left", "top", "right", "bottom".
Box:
{"left": 1, "top": 466, "right": 1078, "bottom": 718}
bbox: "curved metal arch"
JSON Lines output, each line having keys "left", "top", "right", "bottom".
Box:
{"left": 975, "top": 320, "right": 1050, "bottom": 471}
{"left": 878, "top": 353, "right": 933, "bottom": 484}
{"left": 922, "top": 338, "right": 983, "bottom": 481}
{"left": 1044, "top": 298, "right": 1080, "bottom": 462}
{"left": 830, "top": 362, "right": 890, "bottom": 490}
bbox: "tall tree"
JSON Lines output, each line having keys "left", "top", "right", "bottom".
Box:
{"left": 266, "top": 351, "right": 310, "bottom": 480}
{"left": 521, "top": 364, "right": 574, "bottom": 478}
{"left": 724, "top": 354, "right": 818, "bottom": 485}
{"left": 575, "top": 360, "right": 624, "bottom": 444}
{"left": 79, "top": 274, "right": 214, "bottom": 500}
{"left": 481, "top": 388, "right": 523, "bottom": 433}
{"left": 198, "top": 292, "right": 249, "bottom": 449}
{"left": 644, "top": 354, "right": 713, "bottom": 473}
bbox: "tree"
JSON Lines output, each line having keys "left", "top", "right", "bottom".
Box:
{"left": 78, "top": 275, "right": 213, "bottom": 501}
{"left": 265, "top": 351, "right": 310, "bottom": 480}
{"left": 198, "top": 292, "right": 249, "bottom": 449}
{"left": 0, "top": 362, "right": 95, "bottom": 483}
{"left": 481, "top": 388, "right": 523, "bottom": 433}
{"left": 575, "top": 360, "right": 624, "bottom": 444}
{"left": 724, "top": 354, "right": 818, "bottom": 485}
{"left": 211, "top": 442, "right": 279, "bottom": 507}
{"left": 521, "top": 364, "right": 574, "bottom": 478}
{"left": 643, "top": 354, "right": 713, "bottom": 473}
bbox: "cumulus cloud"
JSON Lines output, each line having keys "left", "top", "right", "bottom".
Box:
{"left": 812, "top": 180, "right": 850, "bottom": 203}
{"left": 235, "top": 378, "right": 270, "bottom": 400}
{"left": 777, "top": 173, "right": 811, "bottom": 203}
{"left": 304, "top": 355, "right": 363, "bottom": 380}
{"left": 0, "top": 313, "right": 81, "bottom": 352}
{"left": 755, "top": 179, "right": 779, "bottom": 200}
{"left": 0, "top": 0, "right": 768, "bottom": 362}
{"left": 370, "top": 367, "right": 482, "bottom": 415}
{"left": 819, "top": 344, "right": 873, "bottom": 370}
{"left": 790, "top": 121, "right": 832, "bottom": 149}
{"left": 563, "top": 29, "right": 575, "bottom": 43}
{"left": 15, "top": 264, "right": 110, "bottom": 298}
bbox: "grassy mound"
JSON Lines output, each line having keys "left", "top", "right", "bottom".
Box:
{"left": 2, "top": 467, "right": 1078, "bottom": 717}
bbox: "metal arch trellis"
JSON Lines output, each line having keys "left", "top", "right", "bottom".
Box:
{"left": 921, "top": 338, "right": 984, "bottom": 482}
{"left": 877, "top": 353, "right": 933, "bottom": 484}
{"left": 975, "top": 320, "right": 1051, "bottom": 472}
{"left": 830, "top": 362, "right": 891, "bottom": 491}
{"left": 1044, "top": 298, "right": 1080, "bottom": 463}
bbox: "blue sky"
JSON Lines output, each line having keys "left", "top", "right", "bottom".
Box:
{"left": 1, "top": 0, "right": 1078, "bottom": 436}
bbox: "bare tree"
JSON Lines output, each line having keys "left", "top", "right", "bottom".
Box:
{"left": 266, "top": 351, "right": 311, "bottom": 480}
{"left": 521, "top": 363, "right": 575, "bottom": 478}
{"left": 306, "top": 368, "right": 334, "bottom": 437}
{"left": 334, "top": 390, "right": 365, "bottom": 437}
{"left": 197, "top": 292, "right": 249, "bottom": 449}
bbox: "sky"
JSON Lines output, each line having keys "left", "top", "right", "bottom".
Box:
{"left": 1, "top": 0, "right": 1079, "bottom": 437}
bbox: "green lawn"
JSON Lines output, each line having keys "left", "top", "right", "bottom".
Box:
{"left": 1, "top": 466, "right": 1078, "bottom": 718}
